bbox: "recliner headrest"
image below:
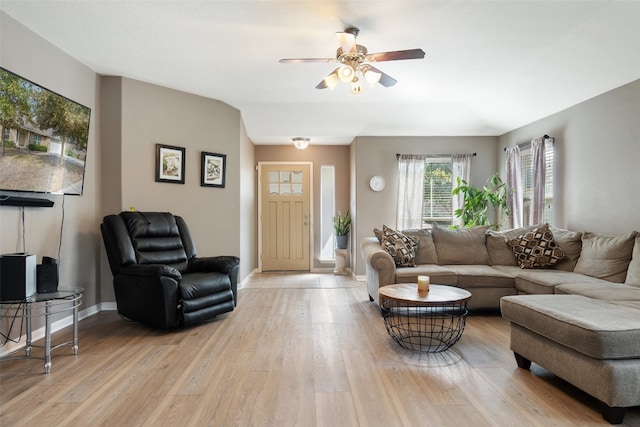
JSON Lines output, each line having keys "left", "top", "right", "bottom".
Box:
{"left": 121, "top": 212, "right": 179, "bottom": 238}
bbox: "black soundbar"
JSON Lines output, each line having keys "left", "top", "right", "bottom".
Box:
{"left": 0, "top": 196, "right": 54, "bottom": 207}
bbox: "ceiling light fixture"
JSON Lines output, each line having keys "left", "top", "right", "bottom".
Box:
{"left": 281, "top": 27, "right": 425, "bottom": 95}
{"left": 292, "top": 137, "right": 310, "bottom": 150}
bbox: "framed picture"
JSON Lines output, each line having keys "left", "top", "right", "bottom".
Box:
{"left": 156, "top": 144, "right": 186, "bottom": 184}
{"left": 201, "top": 152, "right": 226, "bottom": 188}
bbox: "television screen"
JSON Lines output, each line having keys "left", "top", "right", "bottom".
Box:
{"left": 0, "top": 67, "right": 91, "bottom": 196}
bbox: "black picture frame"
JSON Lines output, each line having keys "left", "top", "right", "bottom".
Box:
{"left": 155, "top": 144, "right": 185, "bottom": 184}
{"left": 201, "top": 152, "right": 226, "bottom": 188}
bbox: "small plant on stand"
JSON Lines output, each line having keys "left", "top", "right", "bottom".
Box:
{"left": 333, "top": 209, "right": 351, "bottom": 249}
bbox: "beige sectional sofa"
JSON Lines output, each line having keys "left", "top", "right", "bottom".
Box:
{"left": 360, "top": 224, "right": 640, "bottom": 424}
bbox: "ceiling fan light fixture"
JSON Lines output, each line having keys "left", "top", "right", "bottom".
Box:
{"left": 292, "top": 137, "right": 310, "bottom": 150}
{"left": 350, "top": 76, "right": 363, "bottom": 95}
{"left": 323, "top": 71, "right": 340, "bottom": 90}
{"left": 364, "top": 68, "right": 382, "bottom": 87}
{"left": 338, "top": 64, "right": 355, "bottom": 82}
{"left": 337, "top": 31, "right": 357, "bottom": 54}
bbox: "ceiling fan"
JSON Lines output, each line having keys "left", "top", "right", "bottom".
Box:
{"left": 279, "top": 27, "right": 425, "bottom": 94}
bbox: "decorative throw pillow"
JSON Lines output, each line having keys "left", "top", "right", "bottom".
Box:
{"left": 381, "top": 225, "right": 419, "bottom": 267}
{"left": 485, "top": 225, "right": 538, "bottom": 266}
{"left": 373, "top": 227, "right": 383, "bottom": 242}
{"left": 507, "top": 224, "right": 567, "bottom": 269}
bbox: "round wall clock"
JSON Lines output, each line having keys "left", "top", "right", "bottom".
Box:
{"left": 369, "top": 176, "right": 385, "bottom": 192}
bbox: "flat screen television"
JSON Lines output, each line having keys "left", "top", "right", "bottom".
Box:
{"left": 0, "top": 67, "right": 91, "bottom": 206}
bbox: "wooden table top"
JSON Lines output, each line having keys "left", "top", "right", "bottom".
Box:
{"left": 379, "top": 284, "right": 472, "bottom": 304}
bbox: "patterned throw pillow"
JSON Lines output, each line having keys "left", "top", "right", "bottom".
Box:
{"left": 381, "top": 225, "right": 419, "bottom": 267}
{"left": 507, "top": 224, "right": 567, "bottom": 269}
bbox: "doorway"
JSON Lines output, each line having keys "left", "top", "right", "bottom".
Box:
{"left": 258, "top": 162, "right": 312, "bottom": 271}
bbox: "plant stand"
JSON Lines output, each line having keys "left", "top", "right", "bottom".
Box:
{"left": 334, "top": 248, "right": 349, "bottom": 275}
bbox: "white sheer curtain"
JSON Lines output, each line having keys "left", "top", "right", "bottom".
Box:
{"left": 505, "top": 146, "right": 523, "bottom": 228}
{"left": 396, "top": 155, "right": 426, "bottom": 229}
{"left": 529, "top": 137, "right": 546, "bottom": 225}
{"left": 451, "top": 154, "right": 472, "bottom": 227}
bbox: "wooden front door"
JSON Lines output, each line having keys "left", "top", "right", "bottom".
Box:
{"left": 260, "top": 163, "right": 311, "bottom": 271}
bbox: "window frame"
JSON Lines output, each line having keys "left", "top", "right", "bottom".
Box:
{"left": 422, "top": 158, "right": 453, "bottom": 227}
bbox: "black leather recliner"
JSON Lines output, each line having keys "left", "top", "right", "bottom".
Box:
{"left": 100, "top": 211, "right": 239, "bottom": 328}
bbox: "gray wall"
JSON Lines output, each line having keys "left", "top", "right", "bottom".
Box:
{"left": 352, "top": 136, "right": 499, "bottom": 276}
{"left": 499, "top": 80, "right": 640, "bottom": 234}
{"left": 1, "top": 12, "right": 101, "bottom": 350}
{"left": 1, "top": 11, "right": 256, "bottom": 336}
{"left": 99, "top": 76, "right": 255, "bottom": 296}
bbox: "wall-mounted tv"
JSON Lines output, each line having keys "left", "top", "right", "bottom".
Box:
{"left": 0, "top": 67, "right": 91, "bottom": 201}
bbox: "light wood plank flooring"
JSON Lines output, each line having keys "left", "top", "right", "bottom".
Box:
{"left": 1, "top": 273, "right": 639, "bottom": 426}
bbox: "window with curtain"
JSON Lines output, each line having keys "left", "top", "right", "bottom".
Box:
{"left": 520, "top": 143, "right": 554, "bottom": 225}
{"left": 423, "top": 160, "right": 453, "bottom": 226}
{"left": 397, "top": 154, "right": 470, "bottom": 229}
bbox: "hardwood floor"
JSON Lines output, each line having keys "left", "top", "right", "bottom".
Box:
{"left": 1, "top": 272, "right": 639, "bottom": 426}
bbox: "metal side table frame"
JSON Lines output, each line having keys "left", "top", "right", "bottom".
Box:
{"left": 0, "top": 288, "right": 83, "bottom": 373}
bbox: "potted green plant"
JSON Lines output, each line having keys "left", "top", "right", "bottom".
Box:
{"left": 333, "top": 209, "right": 351, "bottom": 249}
{"left": 452, "top": 173, "right": 509, "bottom": 230}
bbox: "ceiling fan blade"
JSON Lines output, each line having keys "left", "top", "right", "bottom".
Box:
{"left": 364, "top": 65, "right": 397, "bottom": 87}
{"left": 336, "top": 31, "right": 357, "bottom": 53}
{"left": 279, "top": 58, "right": 337, "bottom": 63}
{"left": 316, "top": 68, "right": 340, "bottom": 90}
{"left": 369, "top": 49, "right": 425, "bottom": 62}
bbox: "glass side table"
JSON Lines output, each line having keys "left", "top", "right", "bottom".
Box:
{"left": 0, "top": 287, "right": 83, "bottom": 373}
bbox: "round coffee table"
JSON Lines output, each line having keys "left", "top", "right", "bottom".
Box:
{"left": 379, "top": 284, "right": 472, "bottom": 353}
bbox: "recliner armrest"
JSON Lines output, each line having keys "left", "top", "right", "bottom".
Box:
{"left": 119, "top": 264, "right": 182, "bottom": 281}
{"left": 188, "top": 256, "right": 240, "bottom": 274}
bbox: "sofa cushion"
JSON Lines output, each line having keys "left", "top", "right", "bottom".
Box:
{"left": 574, "top": 231, "right": 637, "bottom": 282}
{"left": 485, "top": 225, "right": 538, "bottom": 266}
{"left": 506, "top": 224, "right": 566, "bottom": 269}
{"left": 381, "top": 225, "right": 419, "bottom": 267}
{"left": 443, "top": 265, "right": 515, "bottom": 288}
{"left": 374, "top": 227, "right": 438, "bottom": 265}
{"left": 548, "top": 226, "right": 583, "bottom": 271}
{"left": 431, "top": 224, "right": 489, "bottom": 265}
{"left": 555, "top": 282, "right": 640, "bottom": 301}
{"left": 625, "top": 234, "right": 640, "bottom": 287}
{"left": 400, "top": 228, "right": 438, "bottom": 265}
{"left": 501, "top": 295, "right": 640, "bottom": 359}
{"left": 496, "top": 267, "right": 611, "bottom": 294}
{"left": 395, "top": 264, "right": 458, "bottom": 286}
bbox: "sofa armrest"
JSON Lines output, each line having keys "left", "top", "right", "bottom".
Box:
{"left": 360, "top": 237, "right": 396, "bottom": 287}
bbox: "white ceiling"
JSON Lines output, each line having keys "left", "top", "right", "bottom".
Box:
{"left": 2, "top": 1, "right": 639, "bottom": 145}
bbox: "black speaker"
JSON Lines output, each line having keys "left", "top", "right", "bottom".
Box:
{"left": 0, "top": 253, "right": 37, "bottom": 301}
{"left": 37, "top": 259, "right": 59, "bottom": 293}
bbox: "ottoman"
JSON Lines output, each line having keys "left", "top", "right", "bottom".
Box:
{"left": 501, "top": 294, "right": 640, "bottom": 424}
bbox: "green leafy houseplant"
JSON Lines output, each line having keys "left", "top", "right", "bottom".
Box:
{"left": 333, "top": 209, "right": 351, "bottom": 236}
{"left": 333, "top": 209, "right": 351, "bottom": 249}
{"left": 452, "top": 173, "right": 509, "bottom": 230}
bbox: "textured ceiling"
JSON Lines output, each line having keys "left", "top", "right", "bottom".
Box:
{"left": 1, "top": 1, "right": 639, "bottom": 145}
